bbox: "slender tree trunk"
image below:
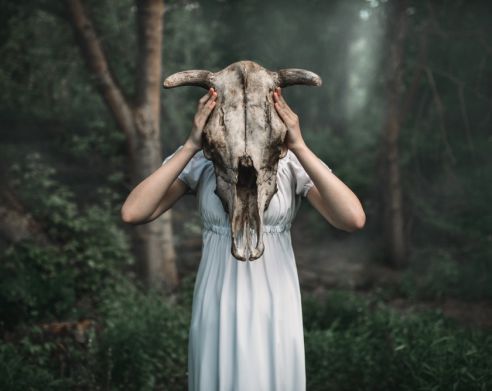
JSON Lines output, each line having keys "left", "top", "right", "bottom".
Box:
{"left": 66, "top": 0, "right": 178, "bottom": 291}
{"left": 381, "top": 0, "right": 408, "bottom": 267}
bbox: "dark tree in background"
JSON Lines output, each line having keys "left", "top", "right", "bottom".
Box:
{"left": 380, "top": 0, "right": 408, "bottom": 267}
{"left": 66, "top": 0, "right": 178, "bottom": 291}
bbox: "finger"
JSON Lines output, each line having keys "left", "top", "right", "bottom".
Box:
{"left": 205, "top": 98, "right": 217, "bottom": 112}
{"left": 274, "top": 95, "right": 290, "bottom": 114}
{"left": 199, "top": 88, "right": 214, "bottom": 104}
{"left": 273, "top": 87, "right": 282, "bottom": 99}
{"left": 206, "top": 90, "right": 218, "bottom": 104}
{"left": 273, "top": 91, "right": 282, "bottom": 104}
{"left": 275, "top": 102, "right": 295, "bottom": 124}
{"left": 274, "top": 101, "right": 288, "bottom": 119}
{"left": 205, "top": 92, "right": 218, "bottom": 109}
{"left": 274, "top": 90, "right": 289, "bottom": 108}
{"left": 278, "top": 91, "right": 288, "bottom": 105}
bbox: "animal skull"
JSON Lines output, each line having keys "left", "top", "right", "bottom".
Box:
{"left": 163, "top": 60, "right": 321, "bottom": 261}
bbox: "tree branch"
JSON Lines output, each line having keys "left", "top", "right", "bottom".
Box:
{"left": 66, "top": 0, "right": 135, "bottom": 137}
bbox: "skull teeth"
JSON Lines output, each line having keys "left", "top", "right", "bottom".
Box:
{"left": 231, "top": 214, "right": 265, "bottom": 262}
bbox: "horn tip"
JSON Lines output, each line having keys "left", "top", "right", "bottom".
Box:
{"left": 162, "top": 78, "right": 172, "bottom": 88}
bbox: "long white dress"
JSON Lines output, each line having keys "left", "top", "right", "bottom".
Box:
{"left": 162, "top": 146, "right": 332, "bottom": 391}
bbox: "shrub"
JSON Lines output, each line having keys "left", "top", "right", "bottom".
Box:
{"left": 303, "top": 290, "right": 492, "bottom": 391}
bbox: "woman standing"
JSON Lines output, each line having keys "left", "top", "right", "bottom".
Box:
{"left": 121, "top": 86, "right": 366, "bottom": 390}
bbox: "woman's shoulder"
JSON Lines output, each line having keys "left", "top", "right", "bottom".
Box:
{"left": 171, "top": 145, "right": 211, "bottom": 165}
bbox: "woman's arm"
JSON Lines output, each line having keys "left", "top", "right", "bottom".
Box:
{"left": 120, "top": 88, "right": 218, "bottom": 225}
{"left": 273, "top": 87, "right": 366, "bottom": 232}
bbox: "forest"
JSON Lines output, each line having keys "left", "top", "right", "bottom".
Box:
{"left": 0, "top": 0, "right": 491, "bottom": 389}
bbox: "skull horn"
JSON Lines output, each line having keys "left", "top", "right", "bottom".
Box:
{"left": 163, "top": 70, "right": 214, "bottom": 89}
{"left": 276, "top": 68, "right": 322, "bottom": 87}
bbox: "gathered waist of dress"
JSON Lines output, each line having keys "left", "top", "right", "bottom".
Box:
{"left": 202, "top": 222, "right": 291, "bottom": 236}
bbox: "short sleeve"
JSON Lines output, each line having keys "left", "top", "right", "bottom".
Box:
{"left": 161, "top": 145, "right": 207, "bottom": 194}
{"left": 288, "top": 151, "right": 333, "bottom": 197}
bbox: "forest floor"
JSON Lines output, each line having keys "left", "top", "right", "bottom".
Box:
{"left": 293, "top": 227, "right": 492, "bottom": 331}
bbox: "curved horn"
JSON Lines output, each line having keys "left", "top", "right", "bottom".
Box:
{"left": 276, "top": 68, "right": 322, "bottom": 87}
{"left": 163, "top": 70, "right": 213, "bottom": 89}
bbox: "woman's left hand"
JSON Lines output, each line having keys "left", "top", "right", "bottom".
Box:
{"left": 273, "top": 87, "right": 306, "bottom": 151}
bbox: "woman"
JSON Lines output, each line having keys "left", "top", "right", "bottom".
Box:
{"left": 121, "top": 86, "right": 366, "bottom": 390}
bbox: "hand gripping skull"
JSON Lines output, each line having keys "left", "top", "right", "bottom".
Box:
{"left": 163, "top": 60, "right": 321, "bottom": 261}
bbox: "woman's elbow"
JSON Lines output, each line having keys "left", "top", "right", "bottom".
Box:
{"left": 355, "top": 212, "right": 366, "bottom": 230}
{"left": 344, "top": 208, "right": 366, "bottom": 232}
{"left": 121, "top": 205, "right": 139, "bottom": 225}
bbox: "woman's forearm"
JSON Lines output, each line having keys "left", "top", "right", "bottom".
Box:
{"left": 120, "top": 140, "right": 199, "bottom": 223}
{"left": 291, "top": 142, "right": 366, "bottom": 231}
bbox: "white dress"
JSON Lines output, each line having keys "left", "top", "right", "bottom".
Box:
{"left": 162, "top": 146, "right": 332, "bottom": 391}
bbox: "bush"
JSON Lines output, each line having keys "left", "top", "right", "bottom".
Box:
{"left": 303, "top": 290, "right": 492, "bottom": 391}
{"left": 0, "top": 154, "right": 133, "bottom": 330}
{"left": 93, "top": 281, "right": 190, "bottom": 391}
{"left": 397, "top": 246, "right": 492, "bottom": 301}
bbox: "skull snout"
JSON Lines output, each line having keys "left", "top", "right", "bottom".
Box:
{"left": 230, "top": 155, "right": 265, "bottom": 262}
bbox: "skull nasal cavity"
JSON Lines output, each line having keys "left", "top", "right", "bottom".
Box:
{"left": 237, "top": 156, "right": 257, "bottom": 189}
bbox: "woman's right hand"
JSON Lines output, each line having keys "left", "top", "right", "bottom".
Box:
{"left": 186, "top": 87, "right": 218, "bottom": 151}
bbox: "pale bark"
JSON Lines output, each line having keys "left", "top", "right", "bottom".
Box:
{"left": 67, "top": 0, "right": 178, "bottom": 291}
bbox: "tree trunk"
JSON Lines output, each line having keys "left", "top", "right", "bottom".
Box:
{"left": 381, "top": 0, "right": 408, "bottom": 267}
{"left": 66, "top": 0, "right": 178, "bottom": 291}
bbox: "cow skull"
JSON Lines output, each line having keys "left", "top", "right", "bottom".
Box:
{"left": 163, "top": 60, "right": 321, "bottom": 261}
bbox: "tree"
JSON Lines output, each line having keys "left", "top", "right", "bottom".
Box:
{"left": 380, "top": 0, "right": 408, "bottom": 267}
{"left": 66, "top": 0, "right": 178, "bottom": 290}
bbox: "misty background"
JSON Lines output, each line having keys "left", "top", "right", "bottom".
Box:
{"left": 1, "top": 0, "right": 491, "bottom": 389}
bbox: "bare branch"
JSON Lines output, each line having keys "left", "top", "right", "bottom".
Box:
{"left": 66, "top": 0, "right": 135, "bottom": 137}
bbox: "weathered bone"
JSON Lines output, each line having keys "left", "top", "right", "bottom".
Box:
{"left": 276, "top": 68, "right": 322, "bottom": 87}
{"left": 163, "top": 70, "right": 213, "bottom": 89}
{"left": 163, "top": 61, "right": 321, "bottom": 261}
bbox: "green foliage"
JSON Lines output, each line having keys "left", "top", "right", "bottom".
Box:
{"left": 0, "top": 277, "right": 190, "bottom": 391}
{"left": 0, "top": 4, "right": 106, "bottom": 122}
{"left": 396, "top": 246, "right": 492, "bottom": 301}
{"left": 0, "top": 153, "right": 132, "bottom": 328}
{"left": 93, "top": 281, "right": 190, "bottom": 391}
{"left": 0, "top": 321, "right": 102, "bottom": 390}
{"left": 2, "top": 286, "right": 491, "bottom": 390}
{"left": 303, "top": 290, "right": 492, "bottom": 391}
{"left": 0, "top": 341, "right": 68, "bottom": 390}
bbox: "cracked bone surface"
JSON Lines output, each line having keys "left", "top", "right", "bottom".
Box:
{"left": 163, "top": 60, "right": 321, "bottom": 261}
